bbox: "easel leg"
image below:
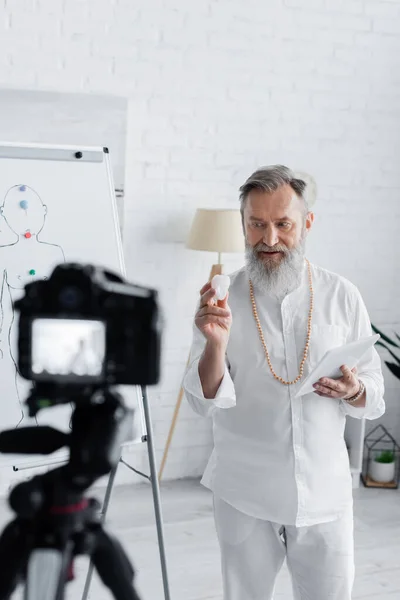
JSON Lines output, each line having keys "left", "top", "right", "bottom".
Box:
{"left": 141, "top": 386, "right": 171, "bottom": 600}
{"left": 100, "top": 462, "right": 119, "bottom": 522}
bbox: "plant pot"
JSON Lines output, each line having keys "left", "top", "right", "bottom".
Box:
{"left": 369, "top": 459, "right": 396, "bottom": 483}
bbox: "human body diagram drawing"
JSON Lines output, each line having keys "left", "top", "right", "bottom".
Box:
{"left": 0, "top": 185, "right": 65, "bottom": 428}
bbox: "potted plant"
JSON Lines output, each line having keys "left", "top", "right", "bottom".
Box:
{"left": 369, "top": 450, "right": 396, "bottom": 483}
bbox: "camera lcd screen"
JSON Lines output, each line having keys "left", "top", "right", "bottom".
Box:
{"left": 31, "top": 318, "right": 106, "bottom": 381}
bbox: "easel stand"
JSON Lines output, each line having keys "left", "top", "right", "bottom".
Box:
{"left": 158, "top": 262, "right": 222, "bottom": 481}
{"left": 82, "top": 385, "right": 171, "bottom": 600}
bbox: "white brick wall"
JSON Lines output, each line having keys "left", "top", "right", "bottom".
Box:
{"left": 0, "top": 89, "right": 127, "bottom": 228}
{"left": 1, "top": 0, "right": 400, "bottom": 481}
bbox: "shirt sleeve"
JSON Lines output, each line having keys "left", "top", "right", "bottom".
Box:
{"left": 340, "top": 287, "right": 385, "bottom": 420}
{"left": 182, "top": 316, "right": 236, "bottom": 418}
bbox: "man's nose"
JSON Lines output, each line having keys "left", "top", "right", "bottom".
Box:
{"left": 263, "top": 226, "right": 279, "bottom": 247}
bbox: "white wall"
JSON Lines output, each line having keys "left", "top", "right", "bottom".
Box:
{"left": 0, "top": 89, "right": 127, "bottom": 226}
{"left": 1, "top": 0, "right": 400, "bottom": 482}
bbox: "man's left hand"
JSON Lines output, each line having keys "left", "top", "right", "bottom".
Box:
{"left": 313, "top": 365, "right": 359, "bottom": 399}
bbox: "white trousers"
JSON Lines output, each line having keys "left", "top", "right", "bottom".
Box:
{"left": 213, "top": 496, "right": 355, "bottom": 600}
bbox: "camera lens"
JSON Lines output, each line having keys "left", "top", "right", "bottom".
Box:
{"left": 58, "top": 286, "right": 82, "bottom": 309}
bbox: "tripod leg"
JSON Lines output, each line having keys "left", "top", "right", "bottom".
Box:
{"left": 81, "top": 461, "right": 120, "bottom": 600}
{"left": 25, "top": 545, "right": 72, "bottom": 600}
{"left": 91, "top": 527, "right": 140, "bottom": 600}
{"left": 0, "top": 519, "right": 29, "bottom": 599}
{"left": 141, "top": 386, "right": 171, "bottom": 600}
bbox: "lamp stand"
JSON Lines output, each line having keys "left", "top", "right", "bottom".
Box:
{"left": 158, "top": 260, "right": 223, "bottom": 481}
{"left": 209, "top": 262, "right": 223, "bottom": 280}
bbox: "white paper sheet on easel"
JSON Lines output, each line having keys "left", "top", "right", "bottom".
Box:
{"left": 294, "top": 334, "right": 380, "bottom": 398}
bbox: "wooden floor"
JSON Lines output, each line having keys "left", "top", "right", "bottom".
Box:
{"left": 1, "top": 478, "right": 400, "bottom": 599}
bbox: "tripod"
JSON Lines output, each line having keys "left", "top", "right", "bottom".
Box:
{"left": 0, "top": 387, "right": 141, "bottom": 600}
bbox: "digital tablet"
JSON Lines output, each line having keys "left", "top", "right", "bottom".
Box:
{"left": 294, "top": 334, "right": 380, "bottom": 398}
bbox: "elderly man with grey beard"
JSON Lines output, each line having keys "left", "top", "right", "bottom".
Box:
{"left": 183, "top": 165, "right": 385, "bottom": 600}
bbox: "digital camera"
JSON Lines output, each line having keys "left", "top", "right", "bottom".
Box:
{"left": 15, "top": 263, "right": 162, "bottom": 398}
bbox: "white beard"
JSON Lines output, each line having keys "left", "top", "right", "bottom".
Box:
{"left": 245, "top": 237, "right": 306, "bottom": 298}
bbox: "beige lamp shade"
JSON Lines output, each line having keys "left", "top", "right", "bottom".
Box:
{"left": 186, "top": 208, "right": 245, "bottom": 254}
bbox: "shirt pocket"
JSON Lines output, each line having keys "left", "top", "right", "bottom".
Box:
{"left": 308, "top": 324, "right": 348, "bottom": 368}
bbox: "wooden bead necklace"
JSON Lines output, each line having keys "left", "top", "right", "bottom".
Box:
{"left": 249, "top": 258, "right": 313, "bottom": 385}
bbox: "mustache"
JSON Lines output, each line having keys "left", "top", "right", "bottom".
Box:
{"left": 249, "top": 242, "right": 289, "bottom": 255}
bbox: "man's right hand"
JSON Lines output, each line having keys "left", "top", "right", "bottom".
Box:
{"left": 195, "top": 281, "right": 232, "bottom": 348}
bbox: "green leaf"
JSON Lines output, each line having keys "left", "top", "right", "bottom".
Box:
{"left": 375, "top": 450, "right": 395, "bottom": 463}
{"left": 380, "top": 346, "right": 400, "bottom": 366}
{"left": 376, "top": 341, "right": 389, "bottom": 350}
{"left": 372, "top": 324, "right": 400, "bottom": 348}
{"left": 385, "top": 362, "right": 400, "bottom": 381}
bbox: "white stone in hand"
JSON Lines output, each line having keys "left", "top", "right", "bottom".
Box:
{"left": 211, "top": 274, "right": 230, "bottom": 301}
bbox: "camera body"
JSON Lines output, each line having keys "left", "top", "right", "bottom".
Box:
{"left": 15, "top": 263, "right": 162, "bottom": 395}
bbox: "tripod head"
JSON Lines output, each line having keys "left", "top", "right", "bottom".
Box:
{"left": 1, "top": 385, "right": 133, "bottom": 488}
{"left": 0, "top": 386, "right": 140, "bottom": 600}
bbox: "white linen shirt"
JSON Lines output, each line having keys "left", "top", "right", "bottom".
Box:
{"left": 183, "top": 262, "right": 385, "bottom": 527}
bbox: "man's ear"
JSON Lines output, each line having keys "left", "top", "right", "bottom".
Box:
{"left": 305, "top": 211, "right": 314, "bottom": 233}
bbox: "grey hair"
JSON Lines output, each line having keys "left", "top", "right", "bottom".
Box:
{"left": 239, "top": 165, "right": 308, "bottom": 221}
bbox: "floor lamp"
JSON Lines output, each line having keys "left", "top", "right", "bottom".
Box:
{"left": 158, "top": 208, "right": 244, "bottom": 481}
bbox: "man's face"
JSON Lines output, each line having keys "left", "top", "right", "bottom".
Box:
{"left": 1, "top": 185, "right": 47, "bottom": 236}
{"left": 243, "top": 185, "right": 313, "bottom": 267}
{"left": 243, "top": 185, "right": 314, "bottom": 295}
